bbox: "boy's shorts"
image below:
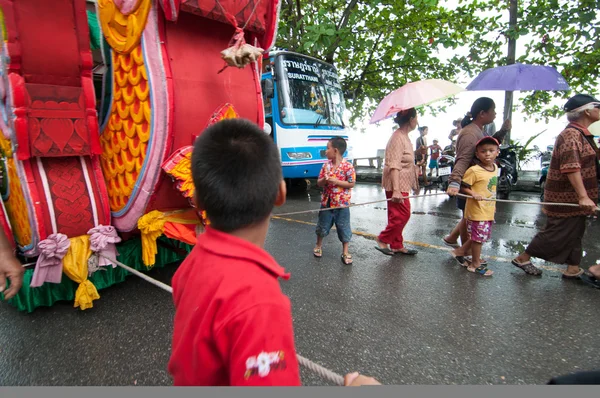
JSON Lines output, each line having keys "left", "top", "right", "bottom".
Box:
{"left": 466, "top": 220, "right": 493, "bottom": 243}
{"left": 316, "top": 206, "right": 352, "bottom": 243}
{"left": 428, "top": 158, "right": 438, "bottom": 169}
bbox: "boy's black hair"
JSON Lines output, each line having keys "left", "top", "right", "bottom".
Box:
{"left": 329, "top": 136, "right": 347, "bottom": 155}
{"left": 191, "top": 118, "right": 282, "bottom": 232}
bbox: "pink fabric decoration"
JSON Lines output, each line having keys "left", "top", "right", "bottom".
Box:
{"left": 30, "top": 234, "right": 71, "bottom": 288}
{"left": 88, "top": 225, "right": 122, "bottom": 267}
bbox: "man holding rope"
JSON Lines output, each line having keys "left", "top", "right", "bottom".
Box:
{"left": 512, "top": 94, "right": 600, "bottom": 278}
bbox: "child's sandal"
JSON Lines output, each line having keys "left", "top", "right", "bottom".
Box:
{"left": 468, "top": 265, "right": 493, "bottom": 277}
{"left": 341, "top": 253, "right": 353, "bottom": 265}
{"left": 313, "top": 247, "right": 322, "bottom": 258}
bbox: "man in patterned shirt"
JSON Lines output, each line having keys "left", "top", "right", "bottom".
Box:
{"left": 313, "top": 136, "right": 356, "bottom": 265}
{"left": 512, "top": 94, "right": 600, "bottom": 278}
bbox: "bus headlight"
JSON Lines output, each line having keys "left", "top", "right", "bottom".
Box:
{"left": 287, "top": 152, "right": 312, "bottom": 160}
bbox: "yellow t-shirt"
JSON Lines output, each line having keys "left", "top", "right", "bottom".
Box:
{"left": 463, "top": 164, "right": 498, "bottom": 221}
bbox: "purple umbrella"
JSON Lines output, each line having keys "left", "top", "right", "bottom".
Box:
{"left": 466, "top": 63, "right": 570, "bottom": 91}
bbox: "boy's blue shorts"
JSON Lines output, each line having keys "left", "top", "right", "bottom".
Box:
{"left": 316, "top": 206, "right": 352, "bottom": 243}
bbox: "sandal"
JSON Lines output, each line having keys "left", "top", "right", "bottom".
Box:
{"left": 561, "top": 268, "right": 584, "bottom": 279}
{"left": 452, "top": 253, "right": 467, "bottom": 267}
{"left": 374, "top": 246, "right": 394, "bottom": 256}
{"left": 465, "top": 256, "right": 488, "bottom": 266}
{"left": 511, "top": 259, "right": 543, "bottom": 276}
{"left": 341, "top": 253, "right": 353, "bottom": 265}
{"left": 442, "top": 236, "right": 460, "bottom": 248}
{"left": 393, "top": 248, "right": 418, "bottom": 255}
{"left": 468, "top": 265, "right": 494, "bottom": 277}
{"left": 313, "top": 247, "right": 322, "bottom": 258}
{"left": 580, "top": 271, "right": 600, "bottom": 289}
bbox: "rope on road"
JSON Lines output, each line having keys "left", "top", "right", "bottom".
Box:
{"left": 100, "top": 254, "right": 346, "bottom": 386}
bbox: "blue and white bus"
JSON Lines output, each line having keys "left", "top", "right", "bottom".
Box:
{"left": 261, "top": 51, "right": 352, "bottom": 182}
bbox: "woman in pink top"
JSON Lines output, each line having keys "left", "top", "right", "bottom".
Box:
{"left": 375, "top": 108, "right": 420, "bottom": 255}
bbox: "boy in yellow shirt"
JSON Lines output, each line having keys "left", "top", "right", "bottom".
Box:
{"left": 451, "top": 136, "right": 499, "bottom": 277}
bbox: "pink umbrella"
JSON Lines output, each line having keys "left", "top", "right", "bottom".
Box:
{"left": 369, "top": 79, "right": 464, "bottom": 124}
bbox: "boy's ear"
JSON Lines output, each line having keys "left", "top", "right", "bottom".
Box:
{"left": 274, "top": 180, "right": 287, "bottom": 207}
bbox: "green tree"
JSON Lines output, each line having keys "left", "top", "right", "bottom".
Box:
{"left": 275, "top": 0, "right": 600, "bottom": 125}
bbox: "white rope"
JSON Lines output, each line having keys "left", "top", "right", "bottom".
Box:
{"left": 101, "top": 255, "right": 174, "bottom": 294}
{"left": 273, "top": 192, "right": 447, "bottom": 216}
{"left": 100, "top": 254, "right": 346, "bottom": 385}
{"left": 456, "top": 193, "right": 600, "bottom": 211}
{"left": 296, "top": 355, "right": 344, "bottom": 385}
{"left": 272, "top": 190, "right": 600, "bottom": 217}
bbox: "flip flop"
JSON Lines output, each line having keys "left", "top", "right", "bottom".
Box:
{"left": 393, "top": 248, "right": 418, "bottom": 255}
{"left": 374, "top": 246, "right": 394, "bottom": 256}
{"left": 580, "top": 271, "right": 600, "bottom": 289}
{"left": 313, "top": 247, "right": 322, "bottom": 258}
{"left": 468, "top": 265, "right": 494, "bottom": 277}
{"left": 511, "top": 259, "right": 543, "bottom": 276}
{"left": 341, "top": 253, "right": 353, "bottom": 265}
{"left": 442, "top": 236, "right": 460, "bottom": 248}
{"left": 561, "top": 268, "right": 584, "bottom": 279}
{"left": 452, "top": 254, "right": 467, "bottom": 267}
{"left": 465, "top": 256, "right": 488, "bottom": 266}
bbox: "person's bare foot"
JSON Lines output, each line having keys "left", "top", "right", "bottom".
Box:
{"left": 588, "top": 264, "right": 600, "bottom": 278}
{"left": 375, "top": 237, "right": 388, "bottom": 250}
{"left": 451, "top": 248, "right": 467, "bottom": 266}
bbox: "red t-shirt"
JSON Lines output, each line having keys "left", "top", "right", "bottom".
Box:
{"left": 168, "top": 227, "right": 301, "bottom": 386}
{"left": 429, "top": 144, "right": 442, "bottom": 160}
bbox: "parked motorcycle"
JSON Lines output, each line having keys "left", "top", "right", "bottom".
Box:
{"left": 436, "top": 149, "right": 455, "bottom": 191}
{"left": 496, "top": 144, "right": 520, "bottom": 200}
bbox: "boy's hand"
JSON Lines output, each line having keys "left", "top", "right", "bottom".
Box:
{"left": 473, "top": 194, "right": 484, "bottom": 201}
{"left": 344, "top": 372, "right": 381, "bottom": 386}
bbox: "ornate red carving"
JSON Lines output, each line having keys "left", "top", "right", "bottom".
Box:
{"left": 181, "top": 0, "right": 268, "bottom": 35}
{"left": 24, "top": 85, "right": 95, "bottom": 158}
{"left": 43, "top": 158, "right": 94, "bottom": 237}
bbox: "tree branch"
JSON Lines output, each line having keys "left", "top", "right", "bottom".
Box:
{"left": 350, "top": 31, "right": 384, "bottom": 99}
{"left": 324, "top": 0, "right": 359, "bottom": 63}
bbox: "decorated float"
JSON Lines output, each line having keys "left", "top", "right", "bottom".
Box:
{"left": 0, "top": 0, "right": 280, "bottom": 312}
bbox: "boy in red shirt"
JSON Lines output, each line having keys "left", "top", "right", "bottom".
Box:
{"left": 168, "top": 118, "right": 379, "bottom": 386}
{"left": 428, "top": 139, "right": 442, "bottom": 177}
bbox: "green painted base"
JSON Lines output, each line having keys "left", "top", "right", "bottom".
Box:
{"left": 1, "top": 236, "right": 192, "bottom": 313}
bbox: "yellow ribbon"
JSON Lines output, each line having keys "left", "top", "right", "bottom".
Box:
{"left": 138, "top": 210, "right": 167, "bottom": 267}
{"left": 62, "top": 235, "right": 100, "bottom": 310}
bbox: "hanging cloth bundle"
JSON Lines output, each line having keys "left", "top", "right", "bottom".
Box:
{"left": 217, "top": 1, "right": 264, "bottom": 73}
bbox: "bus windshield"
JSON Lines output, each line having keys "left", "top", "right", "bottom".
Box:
{"left": 274, "top": 53, "right": 345, "bottom": 127}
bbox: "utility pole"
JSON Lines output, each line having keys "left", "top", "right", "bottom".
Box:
{"left": 504, "top": 0, "right": 518, "bottom": 143}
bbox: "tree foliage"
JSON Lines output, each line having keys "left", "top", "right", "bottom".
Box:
{"left": 275, "top": 0, "right": 600, "bottom": 125}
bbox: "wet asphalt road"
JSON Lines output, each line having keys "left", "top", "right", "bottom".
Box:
{"left": 1, "top": 182, "right": 599, "bottom": 386}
